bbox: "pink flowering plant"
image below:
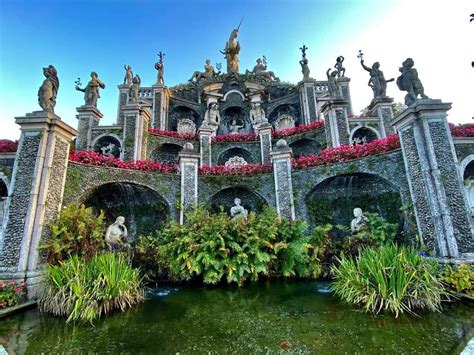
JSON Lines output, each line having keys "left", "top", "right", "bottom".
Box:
{"left": 273, "top": 121, "right": 325, "bottom": 139}
{"left": 69, "top": 150, "right": 178, "bottom": 174}
{"left": 450, "top": 123, "right": 474, "bottom": 138}
{"left": 0, "top": 140, "right": 18, "bottom": 153}
{"left": 292, "top": 134, "right": 401, "bottom": 170}
{"left": 199, "top": 163, "right": 272, "bottom": 176}
{"left": 148, "top": 128, "right": 197, "bottom": 140}
{"left": 0, "top": 280, "right": 27, "bottom": 309}
{"left": 212, "top": 132, "right": 258, "bottom": 143}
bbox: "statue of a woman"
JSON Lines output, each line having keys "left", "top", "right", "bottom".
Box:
{"left": 350, "top": 208, "right": 368, "bottom": 233}
{"left": 75, "top": 71, "right": 105, "bottom": 107}
{"left": 204, "top": 102, "right": 220, "bottom": 126}
{"left": 249, "top": 102, "right": 267, "bottom": 126}
{"left": 129, "top": 74, "right": 141, "bottom": 103}
{"left": 38, "top": 65, "right": 59, "bottom": 112}
{"left": 123, "top": 65, "right": 133, "bottom": 85}
{"left": 230, "top": 198, "right": 248, "bottom": 219}
{"left": 105, "top": 216, "right": 128, "bottom": 249}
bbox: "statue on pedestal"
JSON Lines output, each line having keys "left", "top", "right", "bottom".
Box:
{"left": 123, "top": 65, "right": 133, "bottom": 85}
{"left": 396, "top": 58, "right": 428, "bottom": 106}
{"left": 334, "top": 56, "right": 346, "bottom": 78}
{"left": 299, "top": 45, "right": 310, "bottom": 81}
{"left": 75, "top": 72, "right": 106, "bottom": 107}
{"left": 249, "top": 102, "right": 267, "bottom": 126}
{"left": 129, "top": 74, "right": 141, "bottom": 103}
{"left": 204, "top": 102, "right": 221, "bottom": 126}
{"left": 105, "top": 216, "right": 128, "bottom": 250}
{"left": 360, "top": 59, "right": 394, "bottom": 100}
{"left": 247, "top": 56, "right": 279, "bottom": 81}
{"left": 189, "top": 59, "right": 221, "bottom": 82}
{"left": 154, "top": 51, "right": 165, "bottom": 84}
{"left": 38, "top": 65, "right": 59, "bottom": 113}
{"left": 230, "top": 198, "right": 248, "bottom": 220}
{"left": 221, "top": 23, "right": 241, "bottom": 74}
{"left": 350, "top": 208, "right": 368, "bottom": 233}
{"left": 326, "top": 68, "right": 339, "bottom": 99}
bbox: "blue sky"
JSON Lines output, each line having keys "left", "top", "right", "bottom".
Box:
{"left": 0, "top": 0, "right": 472, "bottom": 140}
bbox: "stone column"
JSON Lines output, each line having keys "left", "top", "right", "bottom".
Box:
{"left": 198, "top": 125, "right": 217, "bottom": 167}
{"left": 337, "top": 77, "right": 352, "bottom": 115}
{"left": 271, "top": 139, "right": 295, "bottom": 220}
{"left": 75, "top": 105, "right": 103, "bottom": 151}
{"left": 392, "top": 99, "right": 473, "bottom": 257}
{"left": 0, "top": 111, "right": 78, "bottom": 297}
{"left": 321, "top": 99, "right": 350, "bottom": 148}
{"left": 298, "top": 80, "right": 319, "bottom": 124}
{"left": 116, "top": 84, "right": 130, "bottom": 125}
{"left": 256, "top": 123, "right": 273, "bottom": 164}
{"left": 122, "top": 103, "right": 151, "bottom": 162}
{"left": 369, "top": 97, "right": 395, "bottom": 138}
{"left": 152, "top": 84, "right": 169, "bottom": 130}
{"left": 178, "top": 143, "right": 200, "bottom": 224}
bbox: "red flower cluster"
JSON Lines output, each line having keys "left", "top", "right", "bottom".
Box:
{"left": 69, "top": 150, "right": 178, "bottom": 174}
{"left": 212, "top": 133, "right": 258, "bottom": 143}
{"left": 199, "top": 163, "right": 273, "bottom": 176}
{"left": 273, "top": 121, "right": 325, "bottom": 139}
{"left": 148, "top": 128, "right": 197, "bottom": 141}
{"left": 292, "top": 134, "right": 401, "bottom": 170}
{"left": 0, "top": 280, "right": 27, "bottom": 309}
{"left": 450, "top": 123, "right": 474, "bottom": 138}
{"left": 0, "top": 140, "right": 18, "bottom": 153}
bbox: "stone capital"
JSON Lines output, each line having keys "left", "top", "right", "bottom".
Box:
{"left": 321, "top": 98, "right": 349, "bottom": 112}
{"left": 76, "top": 105, "right": 104, "bottom": 119}
{"left": 391, "top": 99, "right": 451, "bottom": 131}
{"left": 368, "top": 97, "right": 394, "bottom": 111}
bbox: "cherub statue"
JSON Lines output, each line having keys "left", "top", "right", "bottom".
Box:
{"left": 105, "top": 216, "right": 128, "bottom": 250}
{"left": 75, "top": 71, "right": 105, "bottom": 107}
{"left": 154, "top": 51, "right": 165, "bottom": 84}
{"left": 396, "top": 58, "right": 428, "bottom": 106}
{"left": 350, "top": 208, "right": 368, "bottom": 233}
{"left": 230, "top": 198, "right": 248, "bottom": 220}
{"left": 334, "top": 56, "right": 345, "bottom": 78}
{"left": 38, "top": 65, "right": 59, "bottom": 112}
{"left": 123, "top": 65, "right": 133, "bottom": 85}
{"left": 128, "top": 74, "right": 141, "bottom": 103}
{"left": 249, "top": 102, "right": 267, "bottom": 126}
{"left": 360, "top": 60, "right": 394, "bottom": 100}
{"left": 326, "top": 68, "right": 339, "bottom": 99}
{"left": 204, "top": 102, "right": 220, "bottom": 125}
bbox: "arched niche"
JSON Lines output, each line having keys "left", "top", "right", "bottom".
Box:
{"left": 151, "top": 143, "right": 182, "bottom": 163}
{"left": 350, "top": 126, "right": 380, "bottom": 145}
{"left": 217, "top": 147, "right": 255, "bottom": 165}
{"left": 92, "top": 134, "right": 122, "bottom": 158}
{"left": 268, "top": 104, "right": 301, "bottom": 128}
{"left": 305, "top": 173, "right": 404, "bottom": 236}
{"left": 219, "top": 106, "right": 252, "bottom": 134}
{"left": 83, "top": 182, "right": 169, "bottom": 240}
{"left": 168, "top": 106, "right": 201, "bottom": 131}
{"left": 289, "top": 139, "right": 322, "bottom": 159}
{"left": 208, "top": 186, "right": 268, "bottom": 215}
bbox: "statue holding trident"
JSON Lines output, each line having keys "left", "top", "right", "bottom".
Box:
{"left": 221, "top": 18, "right": 243, "bottom": 74}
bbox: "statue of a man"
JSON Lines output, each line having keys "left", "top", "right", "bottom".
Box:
{"left": 326, "top": 68, "right": 339, "bottom": 99}
{"left": 229, "top": 119, "right": 244, "bottom": 134}
{"left": 129, "top": 74, "right": 141, "bottom": 103}
{"left": 154, "top": 51, "right": 165, "bottom": 84}
{"left": 334, "top": 56, "right": 345, "bottom": 79}
{"left": 350, "top": 208, "right": 368, "bottom": 233}
{"left": 204, "top": 102, "right": 220, "bottom": 125}
{"left": 248, "top": 57, "right": 279, "bottom": 81}
{"left": 396, "top": 58, "right": 428, "bottom": 106}
{"left": 123, "top": 65, "right": 133, "bottom": 85}
{"left": 189, "top": 59, "right": 216, "bottom": 82}
{"left": 38, "top": 65, "right": 59, "bottom": 112}
{"left": 360, "top": 60, "right": 394, "bottom": 100}
{"left": 221, "top": 28, "right": 241, "bottom": 74}
{"left": 249, "top": 102, "right": 267, "bottom": 126}
{"left": 75, "top": 72, "right": 106, "bottom": 107}
{"left": 105, "top": 216, "right": 128, "bottom": 249}
{"left": 230, "top": 198, "right": 248, "bottom": 220}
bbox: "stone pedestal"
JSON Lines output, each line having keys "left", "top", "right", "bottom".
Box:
{"left": 298, "top": 80, "right": 319, "bottom": 124}
{"left": 321, "top": 99, "right": 350, "bottom": 148}
{"left": 123, "top": 103, "right": 151, "bottom": 162}
{"left": 75, "top": 105, "right": 103, "bottom": 151}
{"left": 392, "top": 99, "right": 473, "bottom": 257}
{"left": 271, "top": 140, "right": 295, "bottom": 220}
{"left": 116, "top": 84, "right": 130, "bottom": 125}
{"left": 0, "top": 111, "right": 78, "bottom": 297}
{"left": 256, "top": 123, "right": 272, "bottom": 164}
{"left": 152, "top": 84, "right": 169, "bottom": 130}
{"left": 198, "top": 125, "right": 217, "bottom": 167}
{"left": 178, "top": 144, "right": 200, "bottom": 224}
{"left": 369, "top": 97, "right": 395, "bottom": 138}
{"left": 337, "top": 77, "right": 352, "bottom": 115}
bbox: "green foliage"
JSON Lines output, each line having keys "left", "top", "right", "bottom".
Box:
{"left": 134, "top": 207, "right": 324, "bottom": 285}
{"left": 42, "top": 204, "right": 106, "bottom": 264}
{"left": 355, "top": 212, "right": 398, "bottom": 245}
{"left": 331, "top": 244, "right": 447, "bottom": 317}
{"left": 442, "top": 264, "right": 474, "bottom": 297}
{"left": 39, "top": 253, "right": 144, "bottom": 324}
{"left": 0, "top": 280, "right": 26, "bottom": 309}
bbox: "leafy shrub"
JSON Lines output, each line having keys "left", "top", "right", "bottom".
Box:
{"left": 442, "top": 264, "right": 474, "bottom": 297}
{"left": 331, "top": 244, "right": 446, "bottom": 317}
{"left": 0, "top": 280, "right": 26, "bottom": 308}
{"left": 42, "top": 204, "right": 106, "bottom": 264}
{"left": 39, "top": 253, "right": 144, "bottom": 323}
{"left": 355, "top": 212, "right": 398, "bottom": 245}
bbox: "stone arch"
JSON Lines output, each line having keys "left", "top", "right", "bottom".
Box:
{"left": 207, "top": 186, "right": 268, "bottom": 215}
{"left": 217, "top": 147, "right": 255, "bottom": 165}
{"left": 305, "top": 172, "right": 404, "bottom": 235}
{"left": 223, "top": 89, "right": 245, "bottom": 102}
{"left": 459, "top": 154, "right": 474, "bottom": 180}
{"left": 169, "top": 105, "right": 201, "bottom": 131}
{"left": 349, "top": 126, "right": 380, "bottom": 144}
{"left": 151, "top": 143, "right": 183, "bottom": 163}
{"left": 289, "top": 139, "right": 322, "bottom": 159}
{"left": 79, "top": 182, "right": 170, "bottom": 239}
{"left": 91, "top": 133, "right": 123, "bottom": 158}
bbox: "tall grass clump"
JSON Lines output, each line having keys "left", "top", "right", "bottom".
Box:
{"left": 331, "top": 244, "right": 446, "bottom": 317}
{"left": 39, "top": 253, "right": 144, "bottom": 323}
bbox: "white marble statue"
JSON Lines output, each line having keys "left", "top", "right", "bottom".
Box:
{"left": 229, "top": 119, "right": 244, "bottom": 134}
{"left": 464, "top": 179, "right": 474, "bottom": 216}
{"left": 204, "top": 102, "right": 220, "bottom": 126}
{"left": 249, "top": 102, "right": 267, "bottom": 127}
{"left": 100, "top": 143, "right": 116, "bottom": 157}
{"left": 230, "top": 198, "right": 248, "bottom": 220}
{"left": 350, "top": 208, "right": 368, "bottom": 233}
{"left": 105, "top": 216, "right": 128, "bottom": 249}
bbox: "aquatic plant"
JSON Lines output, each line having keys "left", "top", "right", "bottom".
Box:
{"left": 39, "top": 253, "right": 144, "bottom": 323}
{"left": 331, "top": 244, "right": 446, "bottom": 317}
{"left": 442, "top": 264, "right": 474, "bottom": 297}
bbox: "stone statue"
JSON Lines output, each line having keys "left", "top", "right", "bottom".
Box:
{"left": 334, "top": 56, "right": 345, "bottom": 78}
{"left": 230, "top": 198, "right": 248, "bottom": 220}
{"left": 360, "top": 60, "right": 394, "bottom": 100}
{"left": 326, "top": 68, "right": 339, "bottom": 99}
{"left": 464, "top": 179, "right": 474, "bottom": 216}
{"left": 247, "top": 56, "right": 279, "bottom": 81}
{"left": 154, "top": 51, "right": 165, "bottom": 84}
{"left": 128, "top": 74, "right": 141, "bottom": 103}
{"left": 396, "top": 58, "right": 428, "bottom": 106}
{"left": 189, "top": 59, "right": 220, "bottom": 82}
{"left": 221, "top": 28, "right": 241, "bottom": 74}
{"left": 229, "top": 119, "right": 244, "bottom": 134}
{"left": 105, "top": 216, "right": 128, "bottom": 249}
{"left": 75, "top": 72, "right": 106, "bottom": 107}
{"left": 249, "top": 102, "right": 267, "bottom": 126}
{"left": 299, "top": 45, "right": 310, "bottom": 81}
{"left": 350, "top": 208, "right": 368, "bottom": 233}
{"left": 100, "top": 143, "right": 116, "bottom": 157}
{"left": 204, "top": 102, "right": 220, "bottom": 126}
{"left": 38, "top": 65, "right": 59, "bottom": 112}
{"left": 123, "top": 65, "right": 133, "bottom": 85}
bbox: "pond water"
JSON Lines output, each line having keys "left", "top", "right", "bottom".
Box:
{"left": 1, "top": 281, "right": 473, "bottom": 354}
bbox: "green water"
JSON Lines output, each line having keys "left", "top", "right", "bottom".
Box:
{"left": 1, "top": 281, "right": 473, "bottom": 354}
